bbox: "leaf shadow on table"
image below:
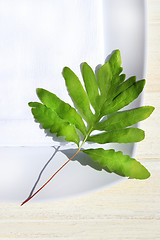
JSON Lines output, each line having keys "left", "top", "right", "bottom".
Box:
{"left": 24, "top": 146, "right": 60, "bottom": 202}
{"left": 23, "top": 146, "right": 111, "bottom": 203}
{"left": 62, "top": 148, "right": 102, "bottom": 170}
{"left": 61, "top": 148, "right": 111, "bottom": 173}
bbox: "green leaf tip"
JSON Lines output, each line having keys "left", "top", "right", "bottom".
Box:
{"left": 28, "top": 101, "right": 80, "bottom": 146}
{"left": 63, "top": 66, "right": 94, "bottom": 124}
{"left": 36, "top": 87, "right": 87, "bottom": 136}
{"left": 109, "top": 49, "right": 123, "bottom": 74}
{"left": 82, "top": 148, "right": 150, "bottom": 180}
{"left": 95, "top": 106, "right": 155, "bottom": 131}
{"left": 81, "top": 62, "right": 99, "bottom": 112}
{"left": 87, "top": 128, "right": 145, "bottom": 144}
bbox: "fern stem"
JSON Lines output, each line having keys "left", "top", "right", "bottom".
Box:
{"left": 21, "top": 148, "right": 80, "bottom": 206}
{"left": 21, "top": 126, "right": 94, "bottom": 206}
{"left": 79, "top": 132, "right": 90, "bottom": 150}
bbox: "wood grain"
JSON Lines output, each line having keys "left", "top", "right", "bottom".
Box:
{"left": 0, "top": 0, "right": 159, "bottom": 239}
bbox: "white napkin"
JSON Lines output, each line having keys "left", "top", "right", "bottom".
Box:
{"left": 0, "top": 0, "right": 104, "bottom": 147}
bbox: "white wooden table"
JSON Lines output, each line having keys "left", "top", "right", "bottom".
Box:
{"left": 0, "top": 1, "right": 159, "bottom": 239}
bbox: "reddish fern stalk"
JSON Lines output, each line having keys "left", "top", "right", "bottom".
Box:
{"left": 21, "top": 149, "right": 80, "bottom": 206}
